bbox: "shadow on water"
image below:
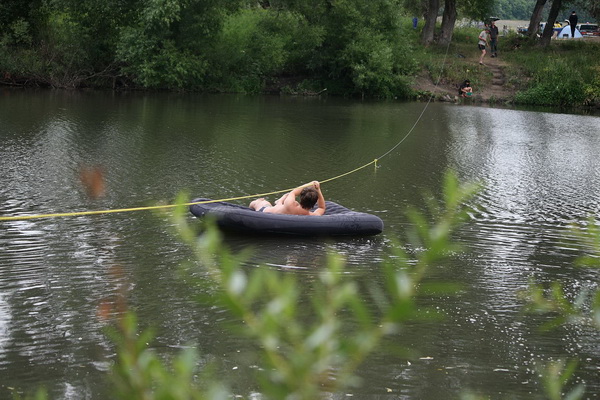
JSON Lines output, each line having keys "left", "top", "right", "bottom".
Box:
{"left": 215, "top": 229, "right": 387, "bottom": 271}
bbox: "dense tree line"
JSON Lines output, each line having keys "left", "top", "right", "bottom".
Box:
{"left": 416, "top": 0, "right": 597, "bottom": 47}
{"left": 491, "top": 0, "right": 596, "bottom": 22}
{"left": 0, "top": 0, "right": 419, "bottom": 96}
{"left": 0, "top": 0, "right": 598, "bottom": 95}
{"left": 493, "top": 0, "right": 539, "bottom": 20}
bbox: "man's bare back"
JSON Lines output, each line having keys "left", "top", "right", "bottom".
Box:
{"left": 249, "top": 181, "right": 326, "bottom": 216}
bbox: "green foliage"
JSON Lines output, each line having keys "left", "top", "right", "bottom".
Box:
{"left": 508, "top": 40, "right": 600, "bottom": 107}
{"left": 115, "top": 0, "right": 243, "bottom": 89}
{"left": 0, "top": 1, "right": 124, "bottom": 88}
{"left": 458, "top": 0, "right": 496, "bottom": 22}
{"left": 307, "top": 0, "right": 418, "bottom": 97}
{"left": 341, "top": 29, "right": 416, "bottom": 98}
{"left": 206, "top": 9, "right": 324, "bottom": 93}
{"left": 492, "top": 0, "right": 538, "bottom": 20}
{"left": 0, "top": 0, "right": 47, "bottom": 41}
{"left": 25, "top": 11, "right": 97, "bottom": 87}
{"left": 489, "top": 0, "right": 596, "bottom": 21}
{"left": 514, "top": 61, "right": 588, "bottom": 107}
{"left": 522, "top": 217, "right": 600, "bottom": 399}
{"left": 106, "top": 172, "right": 479, "bottom": 399}
{"left": 117, "top": 29, "right": 208, "bottom": 89}
{"left": 109, "top": 313, "right": 228, "bottom": 400}
{"left": 541, "top": 360, "right": 586, "bottom": 400}
{"left": 0, "top": 18, "right": 32, "bottom": 47}
{"left": 9, "top": 388, "right": 47, "bottom": 400}
{"left": 1, "top": 0, "right": 599, "bottom": 102}
{"left": 201, "top": 1, "right": 419, "bottom": 97}
{"left": 509, "top": 38, "right": 600, "bottom": 106}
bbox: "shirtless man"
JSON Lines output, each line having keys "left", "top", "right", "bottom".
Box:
{"left": 249, "top": 181, "right": 326, "bottom": 216}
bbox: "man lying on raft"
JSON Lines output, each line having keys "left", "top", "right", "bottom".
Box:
{"left": 249, "top": 181, "right": 326, "bottom": 216}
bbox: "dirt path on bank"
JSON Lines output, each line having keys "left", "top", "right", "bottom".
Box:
{"left": 479, "top": 56, "right": 513, "bottom": 101}
{"left": 411, "top": 52, "right": 516, "bottom": 103}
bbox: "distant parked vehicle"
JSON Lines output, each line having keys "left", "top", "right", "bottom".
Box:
{"left": 577, "top": 23, "right": 599, "bottom": 36}
{"left": 519, "top": 22, "right": 563, "bottom": 36}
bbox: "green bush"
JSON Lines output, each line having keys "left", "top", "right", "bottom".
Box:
{"left": 0, "top": 18, "right": 32, "bottom": 47}
{"left": 338, "top": 28, "right": 416, "bottom": 98}
{"left": 0, "top": 11, "right": 98, "bottom": 88}
{"left": 515, "top": 60, "right": 588, "bottom": 106}
{"left": 117, "top": 28, "right": 207, "bottom": 90}
{"left": 206, "top": 9, "right": 323, "bottom": 93}
{"left": 506, "top": 40, "right": 600, "bottom": 107}
{"left": 115, "top": 0, "right": 239, "bottom": 90}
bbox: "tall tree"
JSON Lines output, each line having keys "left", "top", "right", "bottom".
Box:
{"left": 527, "top": 0, "right": 548, "bottom": 40}
{"left": 421, "top": 0, "right": 440, "bottom": 45}
{"left": 420, "top": 0, "right": 495, "bottom": 46}
{"left": 456, "top": 0, "right": 495, "bottom": 22}
{"left": 439, "top": 0, "right": 457, "bottom": 45}
{"left": 539, "top": 0, "right": 562, "bottom": 46}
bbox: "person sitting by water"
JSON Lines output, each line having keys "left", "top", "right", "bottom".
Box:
{"left": 249, "top": 181, "right": 326, "bottom": 216}
{"left": 459, "top": 80, "right": 473, "bottom": 97}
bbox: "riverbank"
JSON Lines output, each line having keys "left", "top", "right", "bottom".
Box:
{"left": 410, "top": 56, "right": 516, "bottom": 104}
{"left": 1, "top": 24, "right": 599, "bottom": 110}
{"left": 409, "top": 28, "right": 600, "bottom": 109}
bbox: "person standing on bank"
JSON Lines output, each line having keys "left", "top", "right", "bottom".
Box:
{"left": 478, "top": 28, "right": 490, "bottom": 65}
{"left": 569, "top": 10, "right": 578, "bottom": 38}
{"left": 489, "top": 21, "right": 499, "bottom": 57}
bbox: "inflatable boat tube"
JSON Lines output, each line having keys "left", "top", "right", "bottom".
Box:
{"left": 189, "top": 198, "right": 383, "bottom": 236}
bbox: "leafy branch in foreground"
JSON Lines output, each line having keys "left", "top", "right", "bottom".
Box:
{"left": 109, "top": 171, "right": 479, "bottom": 399}
{"left": 522, "top": 217, "right": 600, "bottom": 400}
{"left": 107, "top": 312, "right": 231, "bottom": 400}
{"left": 524, "top": 217, "right": 600, "bottom": 330}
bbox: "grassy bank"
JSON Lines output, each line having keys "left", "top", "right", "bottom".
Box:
{"left": 412, "top": 25, "right": 600, "bottom": 108}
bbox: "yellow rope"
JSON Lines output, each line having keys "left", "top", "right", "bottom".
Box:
{"left": 1, "top": 38, "right": 452, "bottom": 222}
{"left": 0, "top": 160, "right": 379, "bottom": 221}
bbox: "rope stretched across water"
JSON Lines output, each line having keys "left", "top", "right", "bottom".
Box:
{"left": 0, "top": 44, "right": 452, "bottom": 222}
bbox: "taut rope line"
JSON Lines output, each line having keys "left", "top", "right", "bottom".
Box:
{"left": 0, "top": 43, "right": 452, "bottom": 222}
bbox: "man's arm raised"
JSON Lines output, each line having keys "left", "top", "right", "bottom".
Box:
{"left": 310, "top": 181, "right": 326, "bottom": 216}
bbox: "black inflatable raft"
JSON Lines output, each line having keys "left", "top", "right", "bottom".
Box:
{"left": 189, "top": 198, "right": 383, "bottom": 236}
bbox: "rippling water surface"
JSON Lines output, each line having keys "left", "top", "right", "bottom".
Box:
{"left": 1, "top": 90, "right": 599, "bottom": 398}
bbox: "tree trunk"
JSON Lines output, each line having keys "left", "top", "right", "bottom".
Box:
{"left": 421, "top": 0, "right": 440, "bottom": 45}
{"left": 438, "top": 0, "right": 457, "bottom": 45}
{"left": 527, "top": 0, "right": 548, "bottom": 40}
{"left": 539, "top": 0, "right": 562, "bottom": 46}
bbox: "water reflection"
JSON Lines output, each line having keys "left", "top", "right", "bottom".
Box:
{"left": 1, "top": 91, "right": 600, "bottom": 398}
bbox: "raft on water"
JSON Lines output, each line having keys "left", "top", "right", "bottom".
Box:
{"left": 189, "top": 198, "right": 384, "bottom": 236}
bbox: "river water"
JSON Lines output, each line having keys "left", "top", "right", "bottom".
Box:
{"left": 1, "top": 90, "right": 599, "bottom": 399}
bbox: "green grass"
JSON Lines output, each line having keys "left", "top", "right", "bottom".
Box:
{"left": 409, "top": 27, "right": 495, "bottom": 97}
{"left": 407, "top": 23, "right": 600, "bottom": 107}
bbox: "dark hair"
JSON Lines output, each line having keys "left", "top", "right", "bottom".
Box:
{"left": 299, "top": 187, "right": 319, "bottom": 210}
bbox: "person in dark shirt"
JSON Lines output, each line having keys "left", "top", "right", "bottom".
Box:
{"left": 489, "top": 21, "right": 499, "bottom": 57}
{"left": 568, "top": 11, "right": 578, "bottom": 38}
